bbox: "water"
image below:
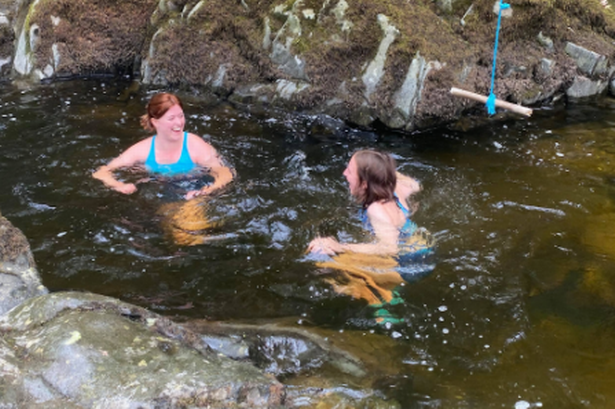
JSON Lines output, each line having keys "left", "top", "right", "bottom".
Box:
{"left": 2, "top": 79, "right": 615, "bottom": 408}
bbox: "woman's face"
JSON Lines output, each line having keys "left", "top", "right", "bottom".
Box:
{"left": 152, "top": 104, "right": 185, "bottom": 138}
{"left": 343, "top": 156, "right": 362, "bottom": 197}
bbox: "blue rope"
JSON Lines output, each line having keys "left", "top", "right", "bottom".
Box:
{"left": 487, "top": 0, "right": 510, "bottom": 115}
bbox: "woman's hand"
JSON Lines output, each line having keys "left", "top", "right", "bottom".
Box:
{"left": 307, "top": 237, "right": 345, "bottom": 255}
{"left": 395, "top": 172, "right": 421, "bottom": 200}
{"left": 185, "top": 185, "right": 215, "bottom": 200}
{"left": 185, "top": 190, "right": 202, "bottom": 200}
{"left": 114, "top": 182, "right": 137, "bottom": 195}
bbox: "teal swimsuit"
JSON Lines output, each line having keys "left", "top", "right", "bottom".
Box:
{"left": 359, "top": 195, "right": 418, "bottom": 237}
{"left": 145, "top": 132, "right": 196, "bottom": 176}
{"left": 360, "top": 195, "right": 434, "bottom": 280}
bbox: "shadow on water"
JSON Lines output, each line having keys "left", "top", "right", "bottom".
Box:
{"left": 5, "top": 79, "right": 615, "bottom": 407}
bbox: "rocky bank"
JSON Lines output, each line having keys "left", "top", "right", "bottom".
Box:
{"left": 1, "top": 0, "right": 615, "bottom": 132}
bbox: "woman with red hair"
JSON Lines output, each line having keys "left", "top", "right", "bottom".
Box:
{"left": 93, "top": 92, "right": 233, "bottom": 200}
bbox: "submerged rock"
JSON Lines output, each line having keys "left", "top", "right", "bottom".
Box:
{"left": 186, "top": 320, "right": 367, "bottom": 379}
{"left": 185, "top": 320, "right": 405, "bottom": 408}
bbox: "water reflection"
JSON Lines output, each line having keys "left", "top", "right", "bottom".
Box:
{"left": 2, "top": 80, "right": 615, "bottom": 407}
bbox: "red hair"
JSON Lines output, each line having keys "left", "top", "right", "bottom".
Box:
{"left": 139, "top": 92, "right": 184, "bottom": 132}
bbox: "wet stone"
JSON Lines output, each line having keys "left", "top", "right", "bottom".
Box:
{"left": 0, "top": 291, "right": 285, "bottom": 408}
{"left": 0, "top": 214, "right": 47, "bottom": 315}
{"left": 185, "top": 320, "right": 367, "bottom": 379}
{"left": 0, "top": 215, "right": 36, "bottom": 269}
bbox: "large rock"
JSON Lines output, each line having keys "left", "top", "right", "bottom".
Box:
{"left": 566, "top": 75, "right": 608, "bottom": 98}
{"left": 565, "top": 42, "right": 608, "bottom": 76}
{"left": 0, "top": 291, "right": 285, "bottom": 408}
{"left": 184, "top": 320, "right": 404, "bottom": 408}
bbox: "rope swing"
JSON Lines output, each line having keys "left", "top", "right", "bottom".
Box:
{"left": 486, "top": 0, "right": 510, "bottom": 114}
{"left": 450, "top": 0, "right": 533, "bottom": 117}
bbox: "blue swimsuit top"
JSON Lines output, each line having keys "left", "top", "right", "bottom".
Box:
{"left": 359, "top": 195, "right": 434, "bottom": 277}
{"left": 145, "top": 132, "right": 196, "bottom": 176}
{"left": 360, "top": 194, "right": 417, "bottom": 238}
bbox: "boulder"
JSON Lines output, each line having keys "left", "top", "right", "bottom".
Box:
{"left": 566, "top": 75, "right": 608, "bottom": 99}
{"left": 185, "top": 320, "right": 366, "bottom": 378}
{"left": 0, "top": 291, "right": 285, "bottom": 408}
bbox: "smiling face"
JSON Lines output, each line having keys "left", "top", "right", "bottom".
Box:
{"left": 151, "top": 104, "right": 185, "bottom": 139}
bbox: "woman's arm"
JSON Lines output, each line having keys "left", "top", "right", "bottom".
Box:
{"left": 92, "top": 139, "right": 149, "bottom": 194}
{"left": 185, "top": 134, "right": 235, "bottom": 199}
{"left": 308, "top": 204, "right": 399, "bottom": 256}
{"left": 308, "top": 233, "right": 397, "bottom": 256}
{"left": 395, "top": 172, "right": 421, "bottom": 202}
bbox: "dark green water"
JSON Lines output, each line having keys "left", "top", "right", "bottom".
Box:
{"left": 3, "top": 79, "right": 615, "bottom": 408}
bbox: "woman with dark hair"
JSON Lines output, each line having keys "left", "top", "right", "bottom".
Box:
{"left": 307, "top": 150, "right": 433, "bottom": 315}
{"left": 308, "top": 149, "right": 422, "bottom": 255}
{"left": 93, "top": 92, "right": 233, "bottom": 200}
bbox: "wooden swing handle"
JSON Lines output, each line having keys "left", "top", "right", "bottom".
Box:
{"left": 450, "top": 87, "right": 533, "bottom": 117}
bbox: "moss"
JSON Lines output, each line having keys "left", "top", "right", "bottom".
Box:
{"left": 21, "top": 0, "right": 39, "bottom": 55}
{"left": 146, "top": 0, "right": 278, "bottom": 88}
{"left": 460, "top": 0, "right": 615, "bottom": 45}
{"left": 29, "top": 0, "right": 157, "bottom": 75}
{"left": 282, "top": 0, "right": 296, "bottom": 10}
{"left": 0, "top": 25, "right": 14, "bottom": 60}
{"left": 292, "top": 36, "right": 309, "bottom": 54}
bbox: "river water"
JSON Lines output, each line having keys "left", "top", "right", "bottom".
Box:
{"left": 2, "top": 79, "right": 615, "bottom": 408}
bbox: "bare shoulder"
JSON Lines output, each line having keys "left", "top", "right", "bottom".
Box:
{"left": 186, "top": 133, "right": 213, "bottom": 150}
{"left": 368, "top": 200, "right": 405, "bottom": 226}
{"left": 367, "top": 201, "right": 404, "bottom": 245}
{"left": 109, "top": 136, "right": 152, "bottom": 168}
{"left": 366, "top": 201, "right": 391, "bottom": 223}
{"left": 187, "top": 133, "right": 221, "bottom": 166}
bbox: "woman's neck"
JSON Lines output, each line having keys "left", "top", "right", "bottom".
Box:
{"left": 156, "top": 131, "right": 183, "bottom": 148}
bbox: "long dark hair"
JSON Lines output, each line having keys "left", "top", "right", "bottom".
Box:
{"left": 139, "top": 92, "right": 184, "bottom": 132}
{"left": 353, "top": 150, "right": 397, "bottom": 207}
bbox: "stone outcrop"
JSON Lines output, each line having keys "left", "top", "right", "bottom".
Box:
{"left": 0, "top": 291, "right": 285, "bottom": 408}
{"left": 1, "top": 0, "right": 615, "bottom": 130}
